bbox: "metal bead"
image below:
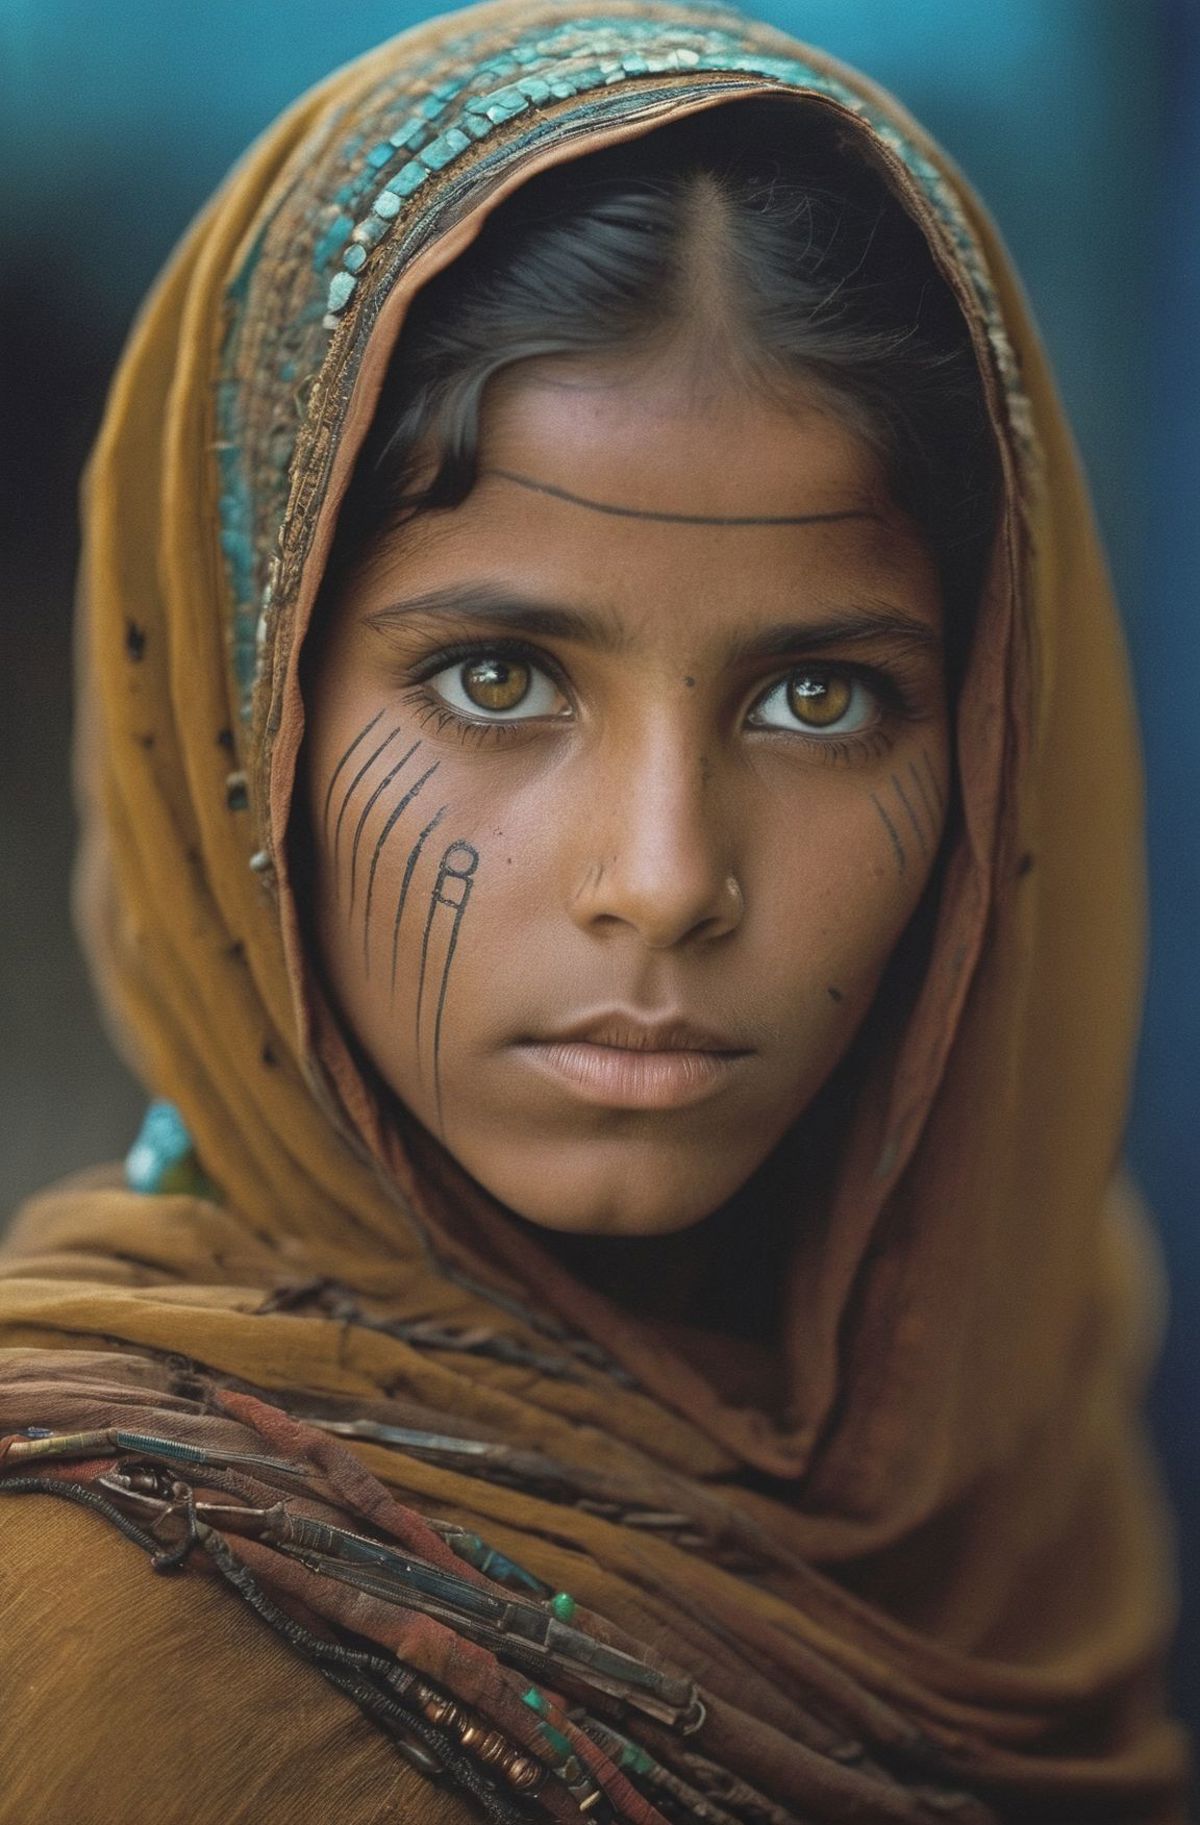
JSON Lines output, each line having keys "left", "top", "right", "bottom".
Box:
{"left": 504, "top": 1754, "right": 544, "bottom": 1791}
{"left": 458, "top": 1721, "right": 485, "bottom": 1749}
{"left": 477, "top": 1730, "right": 508, "bottom": 1764}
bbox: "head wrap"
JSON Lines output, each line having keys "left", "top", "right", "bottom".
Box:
{"left": 0, "top": 2, "right": 1187, "bottom": 1818}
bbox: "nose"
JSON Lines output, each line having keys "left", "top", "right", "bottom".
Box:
{"left": 567, "top": 726, "right": 743, "bottom": 950}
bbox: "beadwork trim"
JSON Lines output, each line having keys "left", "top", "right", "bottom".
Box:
{"left": 214, "top": 1, "right": 1034, "bottom": 732}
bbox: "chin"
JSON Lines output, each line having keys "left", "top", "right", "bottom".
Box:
{"left": 463, "top": 1135, "right": 759, "bottom": 1238}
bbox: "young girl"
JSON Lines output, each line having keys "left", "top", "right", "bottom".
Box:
{"left": 0, "top": 2, "right": 1187, "bottom": 1819}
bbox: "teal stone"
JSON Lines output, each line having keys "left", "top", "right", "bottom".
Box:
{"left": 326, "top": 270, "right": 357, "bottom": 312}
{"left": 371, "top": 188, "right": 402, "bottom": 220}
{"left": 516, "top": 75, "right": 552, "bottom": 102}
{"left": 621, "top": 1743, "right": 655, "bottom": 1776}
{"left": 388, "top": 119, "right": 426, "bottom": 152}
{"left": 419, "top": 92, "right": 447, "bottom": 120}
{"left": 537, "top": 1722, "right": 573, "bottom": 1762}
{"left": 549, "top": 1590, "right": 577, "bottom": 1623}
{"left": 126, "top": 1100, "right": 196, "bottom": 1195}
{"left": 548, "top": 79, "right": 578, "bottom": 99}
{"left": 421, "top": 126, "right": 471, "bottom": 170}
{"left": 351, "top": 215, "right": 388, "bottom": 249}
{"left": 510, "top": 44, "right": 537, "bottom": 64}
{"left": 279, "top": 358, "right": 297, "bottom": 381}
{"left": 311, "top": 210, "right": 353, "bottom": 270}
{"left": 460, "top": 113, "right": 494, "bottom": 141}
{"left": 343, "top": 243, "right": 367, "bottom": 273}
{"left": 478, "top": 53, "right": 519, "bottom": 79}
{"left": 432, "top": 77, "right": 463, "bottom": 100}
{"left": 483, "top": 94, "right": 528, "bottom": 123}
{"left": 520, "top": 1686, "right": 550, "bottom": 1717}
{"left": 485, "top": 83, "right": 527, "bottom": 111}
{"left": 386, "top": 159, "right": 428, "bottom": 198}
{"left": 366, "top": 140, "right": 396, "bottom": 169}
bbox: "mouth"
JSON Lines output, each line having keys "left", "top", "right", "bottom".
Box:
{"left": 515, "top": 1008, "right": 753, "bottom": 1111}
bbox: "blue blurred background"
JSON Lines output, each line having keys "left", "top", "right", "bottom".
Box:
{"left": 1, "top": 0, "right": 1196, "bottom": 1722}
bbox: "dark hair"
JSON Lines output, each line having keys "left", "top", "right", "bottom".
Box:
{"left": 330, "top": 98, "right": 999, "bottom": 678}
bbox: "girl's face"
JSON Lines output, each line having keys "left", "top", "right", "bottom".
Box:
{"left": 305, "top": 354, "right": 950, "bottom": 1236}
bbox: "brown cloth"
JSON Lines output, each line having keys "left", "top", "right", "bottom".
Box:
{"left": 0, "top": 2, "right": 1189, "bottom": 1819}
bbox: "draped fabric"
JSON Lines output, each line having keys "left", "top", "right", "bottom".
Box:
{"left": 0, "top": 2, "right": 1188, "bottom": 1818}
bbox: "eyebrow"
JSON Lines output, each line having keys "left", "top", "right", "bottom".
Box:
{"left": 489, "top": 467, "right": 883, "bottom": 528}
{"left": 364, "top": 585, "right": 940, "bottom": 661}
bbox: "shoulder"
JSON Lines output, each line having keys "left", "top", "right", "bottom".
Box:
{"left": 0, "top": 1488, "right": 472, "bottom": 1825}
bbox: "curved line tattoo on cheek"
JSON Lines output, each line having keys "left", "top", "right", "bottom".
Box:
{"left": 322, "top": 709, "right": 383, "bottom": 839}
{"left": 389, "top": 805, "right": 448, "bottom": 997}
{"left": 907, "top": 753, "right": 939, "bottom": 831}
{"left": 362, "top": 759, "right": 442, "bottom": 975}
{"left": 918, "top": 745, "right": 946, "bottom": 821}
{"left": 871, "top": 790, "right": 907, "bottom": 877}
{"left": 415, "top": 840, "right": 480, "bottom": 1130}
{"left": 332, "top": 723, "right": 402, "bottom": 874}
{"left": 349, "top": 741, "right": 421, "bottom": 912}
{"left": 890, "top": 768, "right": 929, "bottom": 861}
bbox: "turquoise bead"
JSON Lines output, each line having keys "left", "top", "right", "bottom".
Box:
{"left": 550, "top": 1590, "right": 577, "bottom": 1623}
{"left": 326, "top": 270, "right": 356, "bottom": 312}
{"left": 388, "top": 120, "right": 426, "bottom": 152}
{"left": 351, "top": 215, "right": 388, "bottom": 249}
{"left": 386, "top": 159, "right": 428, "bottom": 198}
{"left": 125, "top": 1101, "right": 197, "bottom": 1195}
{"left": 537, "top": 1722, "right": 573, "bottom": 1761}
{"left": 421, "top": 127, "right": 471, "bottom": 171}
{"left": 311, "top": 210, "right": 353, "bottom": 269}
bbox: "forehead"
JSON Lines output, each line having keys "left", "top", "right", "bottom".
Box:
{"left": 350, "top": 360, "right": 941, "bottom": 647}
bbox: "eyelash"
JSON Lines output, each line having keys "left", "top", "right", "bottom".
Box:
{"left": 399, "top": 637, "right": 924, "bottom": 764}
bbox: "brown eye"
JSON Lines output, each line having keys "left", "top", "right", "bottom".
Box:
{"left": 461, "top": 657, "right": 531, "bottom": 712}
{"left": 787, "top": 669, "right": 853, "bottom": 727}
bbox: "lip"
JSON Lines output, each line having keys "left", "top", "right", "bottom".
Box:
{"left": 536, "top": 1008, "right": 748, "bottom": 1053}
{"left": 516, "top": 1008, "right": 753, "bottom": 1111}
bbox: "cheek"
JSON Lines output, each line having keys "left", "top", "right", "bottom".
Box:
{"left": 753, "top": 762, "right": 945, "bottom": 1032}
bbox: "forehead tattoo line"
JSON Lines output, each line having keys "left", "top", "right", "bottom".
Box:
{"left": 488, "top": 466, "right": 883, "bottom": 528}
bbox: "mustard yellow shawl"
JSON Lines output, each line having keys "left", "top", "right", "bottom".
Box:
{"left": 0, "top": 2, "right": 1188, "bottom": 1818}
